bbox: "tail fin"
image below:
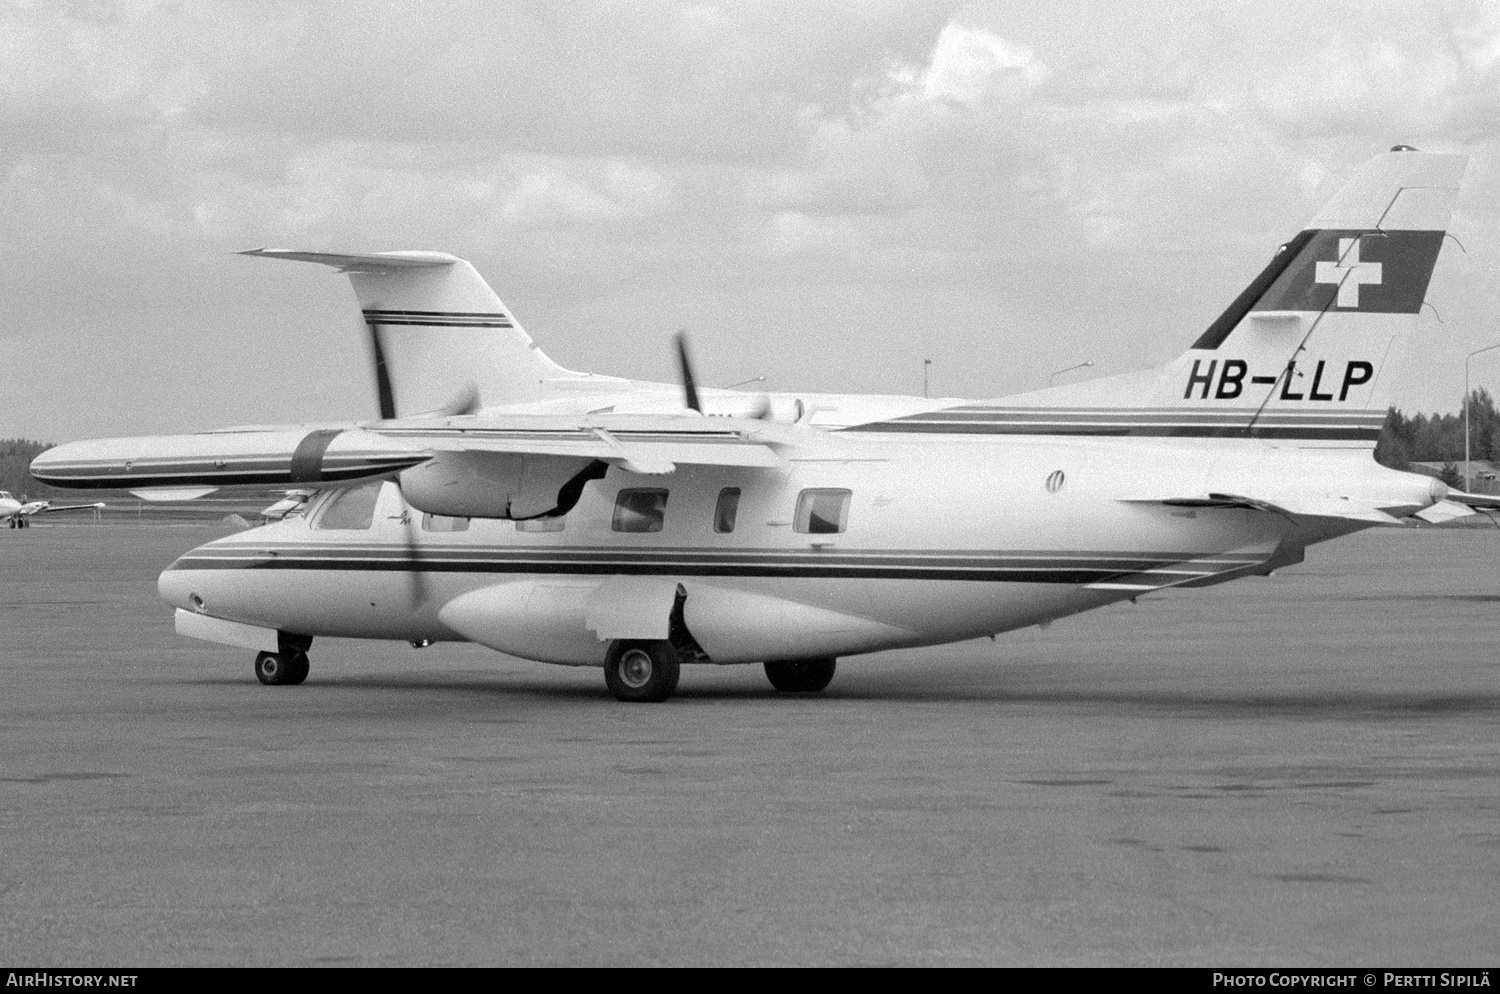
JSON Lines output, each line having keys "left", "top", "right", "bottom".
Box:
{"left": 242, "top": 250, "right": 591, "bottom": 416}
{"left": 979, "top": 148, "right": 1467, "bottom": 447}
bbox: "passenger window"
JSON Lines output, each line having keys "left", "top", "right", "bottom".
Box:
{"left": 516, "top": 516, "right": 564, "bottom": 533}
{"left": 313, "top": 482, "right": 381, "bottom": 530}
{"left": 714, "top": 488, "right": 741, "bottom": 534}
{"left": 613, "top": 489, "right": 668, "bottom": 533}
{"left": 794, "top": 488, "right": 851, "bottom": 534}
{"left": 422, "top": 513, "right": 470, "bottom": 533}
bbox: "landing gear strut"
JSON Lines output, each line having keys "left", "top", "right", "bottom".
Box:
{"left": 764, "top": 657, "right": 837, "bottom": 693}
{"left": 254, "top": 650, "right": 310, "bottom": 686}
{"left": 604, "top": 640, "right": 681, "bottom": 703}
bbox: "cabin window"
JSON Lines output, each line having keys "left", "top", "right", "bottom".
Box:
{"left": 422, "top": 513, "right": 470, "bottom": 533}
{"left": 612, "top": 488, "right": 668, "bottom": 533}
{"left": 516, "top": 516, "right": 564, "bottom": 533}
{"left": 313, "top": 482, "right": 381, "bottom": 530}
{"left": 794, "top": 488, "right": 851, "bottom": 534}
{"left": 714, "top": 487, "right": 741, "bottom": 533}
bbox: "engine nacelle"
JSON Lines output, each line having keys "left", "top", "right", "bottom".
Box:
{"left": 397, "top": 450, "right": 606, "bottom": 520}
{"left": 758, "top": 396, "right": 807, "bottom": 424}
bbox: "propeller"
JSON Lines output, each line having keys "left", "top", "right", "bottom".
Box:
{"left": 368, "top": 316, "right": 480, "bottom": 419}
{"left": 434, "top": 381, "right": 482, "bottom": 418}
{"left": 675, "top": 329, "right": 702, "bottom": 413}
{"left": 364, "top": 314, "right": 436, "bottom": 605}
{"left": 673, "top": 329, "right": 813, "bottom": 423}
{"left": 367, "top": 319, "right": 397, "bottom": 420}
{"left": 396, "top": 504, "right": 433, "bottom": 609}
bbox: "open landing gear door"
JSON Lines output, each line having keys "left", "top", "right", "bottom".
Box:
{"left": 584, "top": 576, "right": 679, "bottom": 641}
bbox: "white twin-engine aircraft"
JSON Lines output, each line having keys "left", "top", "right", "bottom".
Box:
{"left": 31, "top": 147, "right": 1500, "bottom": 701}
{"left": 1, "top": 492, "right": 105, "bottom": 529}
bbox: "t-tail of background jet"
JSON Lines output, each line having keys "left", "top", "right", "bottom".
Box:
{"left": 241, "top": 249, "right": 606, "bottom": 416}
{"left": 863, "top": 147, "right": 1468, "bottom": 447}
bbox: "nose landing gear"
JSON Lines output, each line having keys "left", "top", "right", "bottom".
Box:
{"left": 253, "top": 650, "right": 310, "bottom": 686}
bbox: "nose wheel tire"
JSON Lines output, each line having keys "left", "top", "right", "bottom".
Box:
{"left": 604, "top": 640, "right": 681, "bottom": 703}
{"left": 255, "top": 651, "right": 310, "bottom": 686}
{"left": 764, "top": 657, "right": 837, "bottom": 693}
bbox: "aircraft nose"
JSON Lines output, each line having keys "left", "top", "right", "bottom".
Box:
{"left": 158, "top": 559, "right": 202, "bottom": 612}
{"left": 158, "top": 539, "right": 229, "bottom": 614}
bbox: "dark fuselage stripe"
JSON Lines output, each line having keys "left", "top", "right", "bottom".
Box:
{"left": 168, "top": 558, "right": 1230, "bottom": 583}
{"left": 365, "top": 319, "right": 516, "bottom": 328}
{"left": 169, "top": 545, "right": 1265, "bottom": 584}
{"left": 362, "top": 309, "right": 509, "bottom": 318}
{"left": 839, "top": 423, "right": 1380, "bottom": 439}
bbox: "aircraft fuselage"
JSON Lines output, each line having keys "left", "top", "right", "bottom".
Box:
{"left": 156, "top": 432, "right": 1423, "bottom": 667}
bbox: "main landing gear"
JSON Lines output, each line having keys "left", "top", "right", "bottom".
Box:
{"left": 254, "top": 650, "right": 309, "bottom": 685}
{"left": 604, "top": 640, "right": 681, "bottom": 703}
{"left": 764, "top": 657, "right": 837, "bottom": 693}
{"left": 602, "top": 642, "right": 840, "bottom": 702}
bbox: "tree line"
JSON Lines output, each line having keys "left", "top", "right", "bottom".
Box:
{"left": 1374, "top": 387, "right": 1500, "bottom": 482}
{"left": 0, "top": 439, "right": 63, "bottom": 500}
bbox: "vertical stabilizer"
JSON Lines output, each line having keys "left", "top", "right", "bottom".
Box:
{"left": 241, "top": 249, "right": 587, "bottom": 415}
{"left": 892, "top": 148, "right": 1468, "bottom": 446}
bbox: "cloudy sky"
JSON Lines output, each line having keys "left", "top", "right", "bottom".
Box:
{"left": 4, "top": 0, "right": 1500, "bottom": 440}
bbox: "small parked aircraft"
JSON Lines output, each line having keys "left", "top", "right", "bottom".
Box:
{"left": 31, "top": 147, "right": 1500, "bottom": 700}
{"left": 1, "top": 491, "right": 105, "bottom": 529}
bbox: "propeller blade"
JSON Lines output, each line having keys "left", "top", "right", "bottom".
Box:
{"left": 675, "top": 330, "right": 702, "bottom": 413}
{"left": 401, "top": 510, "right": 432, "bottom": 608}
{"left": 368, "top": 320, "right": 397, "bottom": 420}
{"left": 438, "top": 381, "right": 481, "bottom": 417}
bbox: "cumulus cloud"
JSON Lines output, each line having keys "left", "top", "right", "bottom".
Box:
{"left": 3, "top": 0, "right": 1500, "bottom": 436}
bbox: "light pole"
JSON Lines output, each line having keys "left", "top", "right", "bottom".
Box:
{"left": 1464, "top": 342, "right": 1500, "bottom": 491}
{"left": 1050, "top": 360, "right": 1094, "bottom": 387}
{"left": 923, "top": 359, "right": 932, "bottom": 398}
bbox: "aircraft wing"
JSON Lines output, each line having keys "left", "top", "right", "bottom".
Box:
{"left": 382, "top": 414, "right": 791, "bottom": 474}
{"left": 1441, "top": 488, "right": 1500, "bottom": 511}
{"left": 22, "top": 501, "right": 106, "bottom": 516}
{"left": 30, "top": 413, "right": 797, "bottom": 493}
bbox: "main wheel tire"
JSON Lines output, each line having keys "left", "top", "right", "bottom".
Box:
{"left": 254, "top": 651, "right": 293, "bottom": 686}
{"left": 284, "top": 652, "right": 310, "bottom": 685}
{"left": 764, "top": 657, "right": 837, "bottom": 693}
{"left": 604, "top": 640, "right": 681, "bottom": 703}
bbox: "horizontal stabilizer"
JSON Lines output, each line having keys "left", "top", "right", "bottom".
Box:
{"left": 1444, "top": 488, "right": 1500, "bottom": 510}
{"left": 1125, "top": 492, "right": 1403, "bottom": 524}
{"left": 239, "top": 249, "right": 459, "bottom": 272}
{"left": 1414, "top": 491, "right": 1500, "bottom": 524}
{"left": 1412, "top": 499, "right": 1481, "bottom": 525}
{"left": 1084, "top": 544, "right": 1279, "bottom": 592}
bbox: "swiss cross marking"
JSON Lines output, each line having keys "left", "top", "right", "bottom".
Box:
{"left": 1314, "top": 237, "right": 1382, "bottom": 308}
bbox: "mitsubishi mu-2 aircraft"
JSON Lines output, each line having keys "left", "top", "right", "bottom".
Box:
{"left": 32, "top": 147, "right": 1500, "bottom": 701}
